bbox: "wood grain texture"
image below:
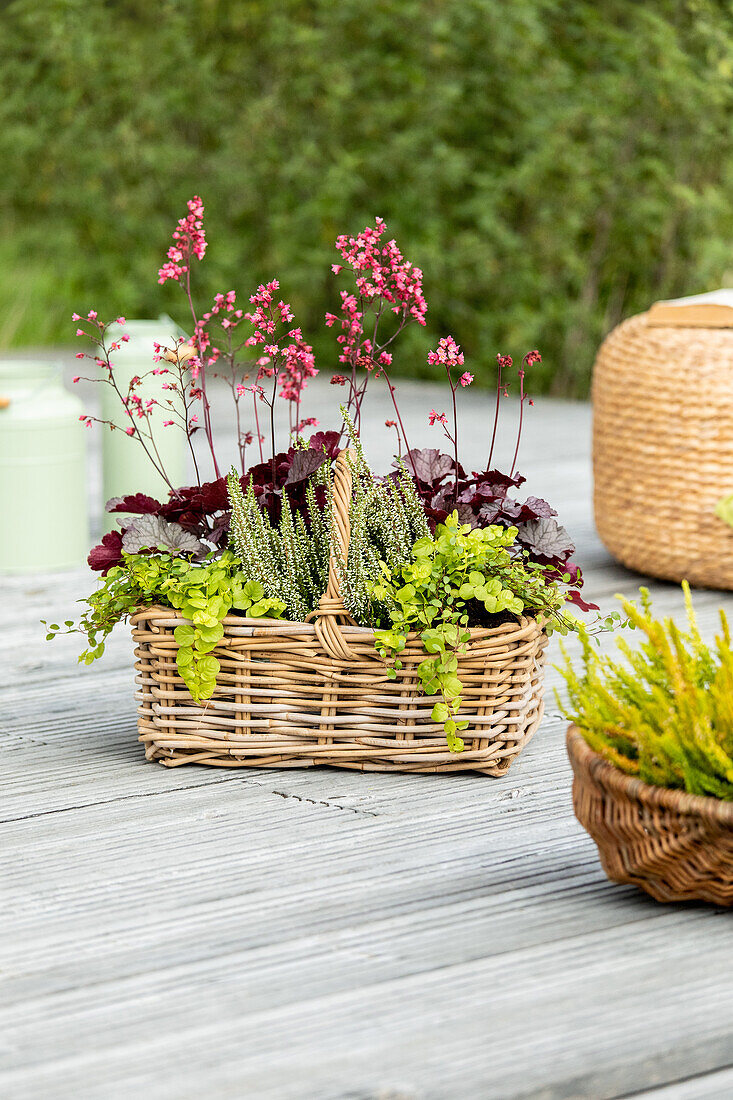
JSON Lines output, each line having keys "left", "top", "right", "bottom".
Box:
{"left": 2, "top": 373, "right": 733, "bottom": 1100}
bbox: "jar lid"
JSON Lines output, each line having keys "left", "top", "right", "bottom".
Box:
{"left": 0, "top": 359, "right": 60, "bottom": 384}
{"left": 105, "top": 315, "right": 187, "bottom": 358}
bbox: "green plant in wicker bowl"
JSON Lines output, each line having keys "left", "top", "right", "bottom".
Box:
{"left": 559, "top": 583, "right": 733, "bottom": 905}
{"left": 45, "top": 551, "right": 286, "bottom": 702}
{"left": 372, "top": 513, "right": 572, "bottom": 751}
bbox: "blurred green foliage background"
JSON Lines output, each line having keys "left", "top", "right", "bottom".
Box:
{"left": 1, "top": 0, "right": 732, "bottom": 393}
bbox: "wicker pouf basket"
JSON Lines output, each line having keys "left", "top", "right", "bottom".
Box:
{"left": 567, "top": 726, "right": 733, "bottom": 905}
{"left": 130, "top": 451, "right": 549, "bottom": 774}
{"left": 593, "top": 312, "right": 733, "bottom": 588}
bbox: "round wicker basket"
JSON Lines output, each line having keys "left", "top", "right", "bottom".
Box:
{"left": 592, "top": 312, "right": 733, "bottom": 588}
{"left": 567, "top": 725, "right": 733, "bottom": 905}
{"left": 130, "top": 450, "right": 549, "bottom": 774}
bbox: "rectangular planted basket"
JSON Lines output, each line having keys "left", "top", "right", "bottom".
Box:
{"left": 131, "top": 451, "right": 549, "bottom": 775}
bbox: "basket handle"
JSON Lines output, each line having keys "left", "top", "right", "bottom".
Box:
{"left": 307, "top": 447, "right": 360, "bottom": 661}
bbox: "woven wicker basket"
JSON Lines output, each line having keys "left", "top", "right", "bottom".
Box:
{"left": 130, "top": 450, "right": 549, "bottom": 773}
{"left": 593, "top": 312, "right": 733, "bottom": 588}
{"left": 567, "top": 725, "right": 733, "bottom": 905}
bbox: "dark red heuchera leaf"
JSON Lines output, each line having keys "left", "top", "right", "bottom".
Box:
{"left": 470, "top": 469, "right": 525, "bottom": 494}
{"left": 285, "top": 448, "right": 329, "bottom": 485}
{"left": 89, "top": 438, "right": 338, "bottom": 571}
{"left": 566, "top": 587, "right": 599, "bottom": 612}
{"left": 245, "top": 451, "right": 294, "bottom": 492}
{"left": 400, "top": 448, "right": 464, "bottom": 486}
{"left": 87, "top": 530, "right": 124, "bottom": 574}
{"left": 405, "top": 446, "right": 594, "bottom": 606}
{"left": 520, "top": 496, "right": 557, "bottom": 520}
{"left": 159, "top": 477, "right": 230, "bottom": 530}
{"left": 517, "top": 518, "right": 575, "bottom": 564}
{"left": 308, "top": 429, "right": 342, "bottom": 458}
{"left": 105, "top": 493, "right": 163, "bottom": 515}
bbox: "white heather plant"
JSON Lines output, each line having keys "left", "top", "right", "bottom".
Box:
{"left": 227, "top": 467, "right": 333, "bottom": 623}
{"left": 336, "top": 416, "right": 430, "bottom": 626}
{"left": 226, "top": 439, "right": 429, "bottom": 627}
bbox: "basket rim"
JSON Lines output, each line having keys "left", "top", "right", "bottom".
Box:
{"left": 566, "top": 724, "right": 733, "bottom": 826}
{"left": 130, "top": 603, "right": 546, "bottom": 645}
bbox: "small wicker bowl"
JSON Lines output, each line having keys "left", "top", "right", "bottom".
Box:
{"left": 567, "top": 725, "right": 733, "bottom": 905}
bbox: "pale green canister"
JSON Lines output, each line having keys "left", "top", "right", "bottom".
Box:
{"left": 101, "top": 317, "right": 187, "bottom": 531}
{"left": 0, "top": 360, "right": 89, "bottom": 573}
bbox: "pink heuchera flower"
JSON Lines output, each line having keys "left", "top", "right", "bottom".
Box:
{"left": 427, "top": 335, "right": 464, "bottom": 370}
{"left": 277, "top": 330, "right": 317, "bottom": 402}
{"left": 334, "top": 218, "right": 427, "bottom": 326}
{"left": 333, "top": 291, "right": 364, "bottom": 365}
{"left": 459, "top": 372, "right": 473, "bottom": 387}
{"left": 243, "top": 282, "right": 318, "bottom": 403}
{"left": 295, "top": 416, "right": 319, "bottom": 431}
{"left": 245, "top": 281, "right": 282, "bottom": 342}
{"left": 158, "top": 196, "right": 207, "bottom": 284}
{"left": 429, "top": 409, "right": 447, "bottom": 426}
{"left": 329, "top": 217, "right": 428, "bottom": 368}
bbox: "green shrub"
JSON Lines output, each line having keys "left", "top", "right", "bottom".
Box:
{"left": 2, "top": 0, "right": 733, "bottom": 394}
{"left": 558, "top": 584, "right": 733, "bottom": 800}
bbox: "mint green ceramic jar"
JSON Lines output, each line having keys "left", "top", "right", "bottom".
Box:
{"left": 0, "top": 360, "right": 89, "bottom": 572}
{"left": 101, "top": 317, "right": 187, "bottom": 532}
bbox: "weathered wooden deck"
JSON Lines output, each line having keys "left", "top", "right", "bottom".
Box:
{"left": 3, "top": 374, "right": 733, "bottom": 1099}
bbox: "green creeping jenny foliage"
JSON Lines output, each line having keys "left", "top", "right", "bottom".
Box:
{"left": 45, "top": 551, "right": 285, "bottom": 703}
{"left": 370, "top": 512, "right": 571, "bottom": 753}
{"left": 558, "top": 582, "right": 733, "bottom": 800}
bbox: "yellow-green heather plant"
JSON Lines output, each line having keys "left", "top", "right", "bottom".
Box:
{"left": 558, "top": 582, "right": 733, "bottom": 800}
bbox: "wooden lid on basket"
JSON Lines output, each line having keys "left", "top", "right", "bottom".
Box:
{"left": 647, "top": 289, "right": 733, "bottom": 328}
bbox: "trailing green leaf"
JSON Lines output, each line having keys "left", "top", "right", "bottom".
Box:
{"left": 43, "top": 551, "right": 285, "bottom": 703}
{"left": 371, "top": 511, "right": 570, "bottom": 750}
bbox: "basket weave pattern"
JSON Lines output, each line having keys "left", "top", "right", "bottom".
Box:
{"left": 131, "top": 451, "right": 548, "bottom": 774}
{"left": 592, "top": 312, "right": 733, "bottom": 588}
{"left": 567, "top": 726, "right": 733, "bottom": 905}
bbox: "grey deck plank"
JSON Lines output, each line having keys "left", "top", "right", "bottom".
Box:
{"left": 2, "top": 372, "right": 733, "bottom": 1099}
